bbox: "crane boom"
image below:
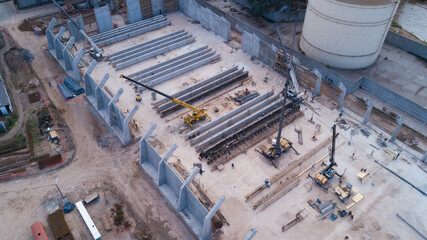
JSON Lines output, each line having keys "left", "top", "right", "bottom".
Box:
{"left": 120, "top": 75, "right": 202, "bottom": 114}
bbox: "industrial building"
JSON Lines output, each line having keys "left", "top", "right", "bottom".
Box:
{"left": 0, "top": 0, "right": 425, "bottom": 239}
{"left": 0, "top": 73, "right": 13, "bottom": 115}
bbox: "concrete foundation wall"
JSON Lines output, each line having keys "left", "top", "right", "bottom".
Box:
{"left": 127, "top": 0, "right": 143, "bottom": 23}
{"left": 83, "top": 60, "right": 139, "bottom": 144}
{"left": 385, "top": 31, "right": 427, "bottom": 60}
{"left": 46, "top": 18, "right": 84, "bottom": 83}
{"left": 185, "top": 0, "right": 427, "bottom": 124}
{"left": 179, "top": 0, "right": 231, "bottom": 40}
{"left": 139, "top": 124, "right": 224, "bottom": 239}
{"left": 94, "top": 5, "right": 113, "bottom": 33}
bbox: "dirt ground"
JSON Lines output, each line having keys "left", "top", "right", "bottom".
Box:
{"left": 0, "top": 8, "right": 426, "bottom": 240}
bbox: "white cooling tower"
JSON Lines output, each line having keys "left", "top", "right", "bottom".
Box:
{"left": 299, "top": 0, "right": 400, "bottom": 69}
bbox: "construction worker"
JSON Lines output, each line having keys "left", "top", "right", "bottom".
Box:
{"left": 231, "top": 163, "right": 235, "bottom": 169}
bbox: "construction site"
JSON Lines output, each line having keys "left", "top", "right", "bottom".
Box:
{"left": 0, "top": 0, "right": 426, "bottom": 239}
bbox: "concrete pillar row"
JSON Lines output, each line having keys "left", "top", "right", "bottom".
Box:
{"left": 390, "top": 115, "right": 403, "bottom": 142}
{"left": 157, "top": 144, "right": 177, "bottom": 186}
{"left": 201, "top": 195, "right": 226, "bottom": 240}
{"left": 122, "top": 104, "right": 139, "bottom": 144}
{"left": 140, "top": 123, "right": 157, "bottom": 164}
{"left": 362, "top": 99, "right": 373, "bottom": 125}
{"left": 313, "top": 68, "right": 322, "bottom": 96}
{"left": 337, "top": 82, "right": 347, "bottom": 109}
{"left": 178, "top": 167, "right": 199, "bottom": 211}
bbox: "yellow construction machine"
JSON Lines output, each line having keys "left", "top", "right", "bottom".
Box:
{"left": 120, "top": 75, "right": 210, "bottom": 126}
{"left": 310, "top": 124, "right": 342, "bottom": 191}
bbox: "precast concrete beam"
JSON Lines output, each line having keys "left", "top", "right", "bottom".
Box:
{"left": 186, "top": 90, "right": 274, "bottom": 139}
{"left": 337, "top": 82, "right": 347, "bottom": 109}
{"left": 134, "top": 48, "right": 212, "bottom": 82}
{"left": 114, "top": 36, "right": 195, "bottom": 69}
{"left": 129, "top": 46, "right": 209, "bottom": 78}
{"left": 244, "top": 228, "right": 258, "bottom": 240}
{"left": 313, "top": 68, "right": 322, "bottom": 96}
{"left": 158, "top": 144, "right": 177, "bottom": 186}
{"left": 95, "top": 21, "right": 171, "bottom": 46}
{"left": 195, "top": 98, "right": 282, "bottom": 150}
{"left": 201, "top": 195, "right": 226, "bottom": 240}
{"left": 390, "top": 115, "right": 403, "bottom": 142}
{"left": 157, "top": 69, "right": 244, "bottom": 112}
{"left": 191, "top": 94, "right": 280, "bottom": 145}
{"left": 362, "top": 99, "right": 373, "bottom": 125}
{"left": 137, "top": 53, "right": 220, "bottom": 91}
{"left": 63, "top": 37, "right": 75, "bottom": 70}
{"left": 153, "top": 66, "right": 239, "bottom": 106}
{"left": 108, "top": 88, "right": 124, "bottom": 126}
{"left": 140, "top": 123, "right": 157, "bottom": 164}
{"left": 84, "top": 60, "right": 97, "bottom": 96}
{"left": 91, "top": 15, "right": 165, "bottom": 40}
{"left": 107, "top": 31, "right": 187, "bottom": 60}
{"left": 178, "top": 167, "right": 199, "bottom": 211}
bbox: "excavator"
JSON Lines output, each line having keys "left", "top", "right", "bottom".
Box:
{"left": 309, "top": 124, "right": 342, "bottom": 191}
{"left": 120, "top": 75, "right": 210, "bottom": 126}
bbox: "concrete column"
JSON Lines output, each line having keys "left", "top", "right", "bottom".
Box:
{"left": 108, "top": 88, "right": 124, "bottom": 126}
{"left": 54, "top": 27, "right": 66, "bottom": 59}
{"left": 67, "top": 15, "right": 86, "bottom": 41}
{"left": 362, "top": 99, "right": 373, "bottom": 125}
{"left": 244, "top": 228, "right": 258, "bottom": 240}
{"left": 95, "top": 74, "right": 110, "bottom": 110}
{"left": 72, "top": 49, "right": 84, "bottom": 82}
{"left": 421, "top": 152, "right": 427, "bottom": 162}
{"left": 177, "top": 167, "right": 199, "bottom": 211}
{"left": 84, "top": 60, "right": 97, "bottom": 96}
{"left": 390, "top": 115, "right": 403, "bottom": 142}
{"left": 140, "top": 123, "right": 157, "bottom": 164}
{"left": 46, "top": 18, "right": 57, "bottom": 50}
{"left": 94, "top": 5, "right": 113, "bottom": 33}
{"left": 158, "top": 144, "right": 177, "bottom": 186}
{"left": 63, "top": 37, "right": 75, "bottom": 71}
{"left": 126, "top": 0, "right": 143, "bottom": 23}
{"left": 201, "top": 195, "right": 226, "bottom": 240}
{"left": 122, "top": 104, "right": 139, "bottom": 144}
{"left": 313, "top": 68, "right": 322, "bottom": 96}
{"left": 337, "top": 82, "right": 347, "bottom": 109}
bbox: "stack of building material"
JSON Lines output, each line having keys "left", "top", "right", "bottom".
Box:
{"left": 47, "top": 209, "right": 74, "bottom": 240}
{"left": 129, "top": 46, "right": 221, "bottom": 91}
{"left": 106, "top": 30, "right": 196, "bottom": 69}
{"left": 57, "top": 82, "right": 74, "bottom": 99}
{"left": 152, "top": 66, "right": 248, "bottom": 117}
{"left": 91, "top": 15, "right": 170, "bottom": 46}
{"left": 186, "top": 91, "right": 303, "bottom": 170}
{"left": 64, "top": 77, "right": 84, "bottom": 95}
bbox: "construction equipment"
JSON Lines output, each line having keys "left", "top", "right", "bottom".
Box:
{"left": 256, "top": 79, "right": 299, "bottom": 165}
{"left": 334, "top": 182, "right": 352, "bottom": 203}
{"left": 309, "top": 124, "right": 342, "bottom": 191}
{"left": 135, "top": 94, "right": 142, "bottom": 102}
{"left": 274, "top": 24, "right": 302, "bottom": 100}
{"left": 120, "top": 74, "right": 210, "bottom": 126}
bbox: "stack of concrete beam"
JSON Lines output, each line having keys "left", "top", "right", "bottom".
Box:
{"left": 129, "top": 46, "right": 221, "bottom": 91}
{"left": 91, "top": 15, "right": 170, "bottom": 46}
{"left": 152, "top": 66, "right": 248, "bottom": 117}
{"left": 106, "top": 30, "right": 195, "bottom": 69}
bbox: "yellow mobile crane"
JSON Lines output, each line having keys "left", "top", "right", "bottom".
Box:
{"left": 120, "top": 75, "right": 210, "bottom": 126}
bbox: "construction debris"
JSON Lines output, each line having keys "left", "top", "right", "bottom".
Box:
{"left": 282, "top": 211, "right": 305, "bottom": 232}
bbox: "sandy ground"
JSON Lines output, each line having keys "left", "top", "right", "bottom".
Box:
{"left": 0, "top": 9, "right": 426, "bottom": 240}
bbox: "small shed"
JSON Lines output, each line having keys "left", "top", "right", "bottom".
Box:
{"left": 0, "top": 74, "right": 13, "bottom": 115}
{"left": 47, "top": 209, "right": 74, "bottom": 240}
{"left": 49, "top": 130, "right": 59, "bottom": 143}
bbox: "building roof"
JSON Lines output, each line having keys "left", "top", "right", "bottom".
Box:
{"left": 0, "top": 74, "right": 11, "bottom": 107}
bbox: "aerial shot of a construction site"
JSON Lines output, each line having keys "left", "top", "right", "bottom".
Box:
{"left": 0, "top": 0, "right": 426, "bottom": 239}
